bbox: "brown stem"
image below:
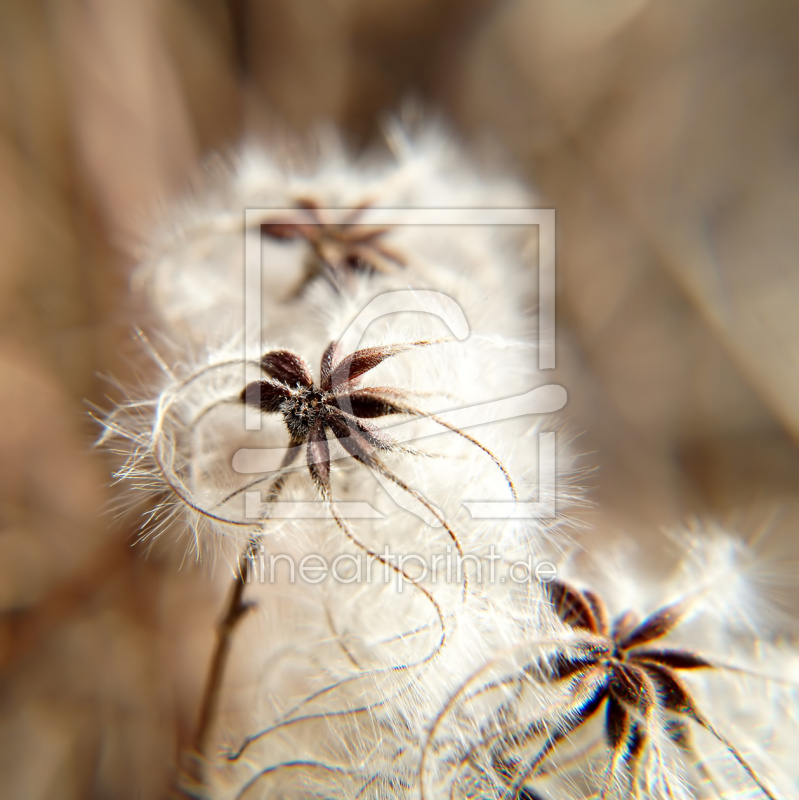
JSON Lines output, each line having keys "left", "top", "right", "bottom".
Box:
{"left": 182, "top": 445, "right": 300, "bottom": 793}
{"left": 192, "top": 538, "right": 259, "bottom": 757}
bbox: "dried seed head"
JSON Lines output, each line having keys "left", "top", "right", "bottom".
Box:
{"left": 417, "top": 536, "right": 798, "bottom": 800}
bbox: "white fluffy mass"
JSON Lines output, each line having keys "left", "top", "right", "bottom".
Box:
{"left": 99, "top": 123, "right": 796, "bottom": 800}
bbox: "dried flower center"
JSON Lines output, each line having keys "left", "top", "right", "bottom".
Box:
{"left": 280, "top": 388, "right": 329, "bottom": 440}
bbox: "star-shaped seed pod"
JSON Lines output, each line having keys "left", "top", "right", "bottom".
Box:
{"left": 261, "top": 198, "right": 404, "bottom": 287}
{"left": 493, "top": 579, "right": 780, "bottom": 800}
{"left": 239, "top": 338, "right": 517, "bottom": 671}
{"left": 240, "top": 338, "right": 515, "bottom": 512}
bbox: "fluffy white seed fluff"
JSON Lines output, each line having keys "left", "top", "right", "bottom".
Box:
{"left": 98, "top": 123, "right": 796, "bottom": 800}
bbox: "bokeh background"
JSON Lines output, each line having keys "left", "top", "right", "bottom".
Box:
{"left": 1, "top": 1, "right": 798, "bottom": 797}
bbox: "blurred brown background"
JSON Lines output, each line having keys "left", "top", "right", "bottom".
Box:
{"left": 1, "top": 1, "right": 798, "bottom": 797}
